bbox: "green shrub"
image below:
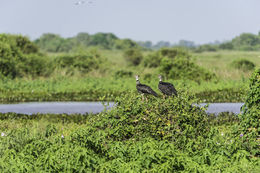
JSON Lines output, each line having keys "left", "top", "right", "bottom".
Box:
{"left": 123, "top": 48, "right": 143, "bottom": 66}
{"left": 143, "top": 52, "right": 161, "bottom": 67}
{"left": 14, "top": 35, "right": 39, "bottom": 54}
{"left": 194, "top": 44, "right": 218, "bottom": 53}
{"left": 231, "top": 59, "right": 255, "bottom": 71}
{"left": 0, "top": 34, "right": 50, "bottom": 78}
{"left": 0, "top": 34, "right": 39, "bottom": 54}
{"left": 0, "top": 42, "right": 21, "bottom": 78}
{"left": 239, "top": 68, "right": 260, "bottom": 155}
{"left": 114, "top": 70, "right": 133, "bottom": 78}
{"left": 143, "top": 48, "right": 188, "bottom": 68}
{"left": 88, "top": 92, "right": 210, "bottom": 145}
{"left": 114, "top": 39, "right": 139, "bottom": 49}
{"left": 19, "top": 54, "right": 53, "bottom": 78}
{"left": 143, "top": 48, "right": 216, "bottom": 82}
{"left": 160, "top": 57, "right": 216, "bottom": 82}
{"left": 45, "top": 124, "right": 58, "bottom": 138}
{"left": 54, "top": 52, "right": 102, "bottom": 73}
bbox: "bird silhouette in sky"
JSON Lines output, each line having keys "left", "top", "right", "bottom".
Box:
{"left": 74, "top": 1, "right": 93, "bottom": 5}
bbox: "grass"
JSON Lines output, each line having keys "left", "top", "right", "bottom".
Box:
{"left": 0, "top": 49, "right": 256, "bottom": 103}
{"left": 0, "top": 76, "right": 249, "bottom": 103}
{"left": 192, "top": 50, "right": 260, "bottom": 80}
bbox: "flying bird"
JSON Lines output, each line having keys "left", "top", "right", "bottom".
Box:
{"left": 74, "top": 1, "right": 85, "bottom": 5}
{"left": 158, "top": 75, "right": 178, "bottom": 97}
{"left": 74, "top": 1, "right": 93, "bottom": 5}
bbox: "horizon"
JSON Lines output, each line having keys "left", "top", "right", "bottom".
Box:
{"left": 1, "top": 0, "right": 260, "bottom": 44}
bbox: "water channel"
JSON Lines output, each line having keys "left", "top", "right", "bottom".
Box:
{"left": 0, "top": 102, "right": 244, "bottom": 115}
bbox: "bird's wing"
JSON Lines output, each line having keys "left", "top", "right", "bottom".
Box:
{"left": 159, "top": 82, "right": 178, "bottom": 96}
{"left": 137, "top": 84, "right": 158, "bottom": 96}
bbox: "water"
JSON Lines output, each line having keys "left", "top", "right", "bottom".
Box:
{"left": 198, "top": 103, "right": 244, "bottom": 115}
{"left": 0, "top": 102, "right": 244, "bottom": 115}
{"left": 0, "top": 102, "right": 114, "bottom": 115}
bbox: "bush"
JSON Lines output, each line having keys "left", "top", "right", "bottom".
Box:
{"left": 54, "top": 52, "right": 102, "bottom": 73}
{"left": 0, "top": 42, "right": 21, "bottom": 78}
{"left": 123, "top": 48, "right": 143, "bottom": 66}
{"left": 0, "top": 34, "right": 39, "bottom": 54}
{"left": 19, "top": 54, "right": 53, "bottom": 78}
{"left": 231, "top": 59, "right": 255, "bottom": 71}
{"left": 114, "top": 70, "right": 133, "bottom": 78}
{"left": 88, "top": 92, "right": 210, "bottom": 145}
{"left": 160, "top": 57, "right": 216, "bottom": 82}
{"left": 239, "top": 68, "right": 260, "bottom": 155}
{"left": 144, "top": 48, "right": 216, "bottom": 82}
{"left": 194, "top": 44, "right": 218, "bottom": 53}
{"left": 143, "top": 48, "right": 188, "bottom": 68}
{"left": 114, "top": 39, "right": 139, "bottom": 49}
{"left": 0, "top": 34, "right": 52, "bottom": 78}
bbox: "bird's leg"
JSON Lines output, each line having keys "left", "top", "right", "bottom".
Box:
{"left": 141, "top": 94, "right": 144, "bottom": 102}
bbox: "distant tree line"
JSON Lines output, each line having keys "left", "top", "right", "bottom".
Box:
{"left": 138, "top": 32, "right": 260, "bottom": 52}
{"left": 34, "top": 32, "right": 139, "bottom": 52}
{"left": 194, "top": 32, "right": 260, "bottom": 52}
{"left": 137, "top": 40, "right": 196, "bottom": 50}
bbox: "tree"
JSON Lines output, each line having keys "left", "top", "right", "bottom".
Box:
{"left": 231, "top": 33, "right": 260, "bottom": 50}
{"left": 89, "top": 33, "right": 118, "bottom": 49}
{"left": 114, "top": 39, "right": 139, "bottom": 49}
{"left": 137, "top": 41, "right": 153, "bottom": 49}
{"left": 34, "top": 33, "right": 64, "bottom": 52}
{"left": 219, "top": 42, "right": 233, "bottom": 50}
{"left": 123, "top": 48, "right": 143, "bottom": 66}
{"left": 153, "top": 41, "right": 171, "bottom": 49}
{"left": 177, "top": 40, "right": 196, "bottom": 48}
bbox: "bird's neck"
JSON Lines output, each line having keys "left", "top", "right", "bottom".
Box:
{"left": 159, "top": 78, "right": 162, "bottom": 82}
{"left": 136, "top": 80, "right": 140, "bottom": 84}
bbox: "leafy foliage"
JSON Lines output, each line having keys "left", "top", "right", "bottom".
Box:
{"left": 231, "top": 59, "right": 255, "bottom": 71}
{"left": 144, "top": 48, "right": 216, "bottom": 82}
{"left": 114, "top": 70, "right": 133, "bottom": 78}
{"left": 239, "top": 68, "right": 260, "bottom": 155}
{"left": 34, "top": 32, "right": 139, "bottom": 52}
{"left": 123, "top": 48, "right": 143, "bottom": 66}
{"left": 54, "top": 52, "right": 102, "bottom": 74}
{"left": 0, "top": 92, "right": 259, "bottom": 172}
{"left": 0, "top": 34, "right": 49, "bottom": 78}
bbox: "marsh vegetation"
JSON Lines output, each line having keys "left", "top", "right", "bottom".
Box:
{"left": 0, "top": 33, "right": 259, "bottom": 172}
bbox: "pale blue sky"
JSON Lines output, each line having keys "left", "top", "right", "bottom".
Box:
{"left": 0, "top": 0, "right": 260, "bottom": 44}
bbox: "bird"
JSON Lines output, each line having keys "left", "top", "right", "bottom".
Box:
{"left": 74, "top": 1, "right": 85, "bottom": 5}
{"left": 74, "top": 1, "right": 93, "bottom": 5}
{"left": 135, "top": 75, "right": 158, "bottom": 100}
{"left": 158, "top": 75, "right": 178, "bottom": 97}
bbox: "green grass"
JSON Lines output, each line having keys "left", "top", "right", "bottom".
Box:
{"left": 0, "top": 76, "right": 249, "bottom": 103}
{"left": 192, "top": 50, "right": 260, "bottom": 80}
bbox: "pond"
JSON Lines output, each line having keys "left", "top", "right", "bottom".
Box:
{"left": 0, "top": 102, "right": 244, "bottom": 115}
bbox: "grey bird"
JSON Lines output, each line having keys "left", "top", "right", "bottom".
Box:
{"left": 135, "top": 75, "right": 158, "bottom": 99}
{"left": 158, "top": 75, "right": 178, "bottom": 97}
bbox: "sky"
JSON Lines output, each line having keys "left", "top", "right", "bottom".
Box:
{"left": 0, "top": 0, "right": 260, "bottom": 44}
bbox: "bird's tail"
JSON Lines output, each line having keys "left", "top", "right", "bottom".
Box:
{"left": 151, "top": 90, "right": 158, "bottom": 97}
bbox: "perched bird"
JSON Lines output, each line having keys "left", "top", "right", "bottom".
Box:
{"left": 135, "top": 75, "right": 158, "bottom": 99}
{"left": 158, "top": 75, "right": 178, "bottom": 97}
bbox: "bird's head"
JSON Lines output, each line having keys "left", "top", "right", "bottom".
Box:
{"left": 135, "top": 75, "right": 140, "bottom": 81}
{"left": 158, "top": 75, "right": 163, "bottom": 81}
